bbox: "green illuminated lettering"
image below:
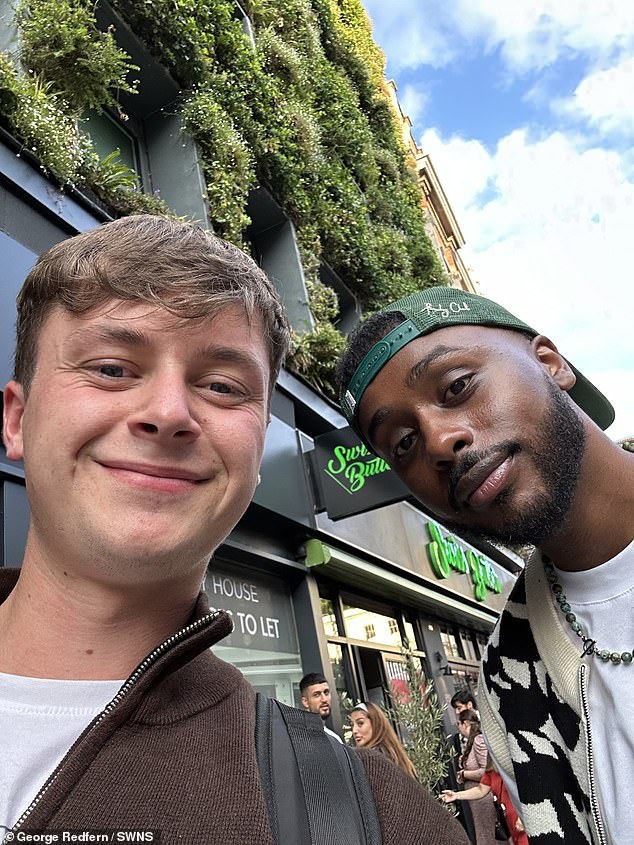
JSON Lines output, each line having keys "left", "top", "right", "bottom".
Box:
{"left": 426, "top": 521, "right": 503, "bottom": 601}
{"left": 426, "top": 522, "right": 450, "bottom": 578}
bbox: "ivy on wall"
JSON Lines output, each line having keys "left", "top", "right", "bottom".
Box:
{"left": 0, "top": 0, "right": 447, "bottom": 398}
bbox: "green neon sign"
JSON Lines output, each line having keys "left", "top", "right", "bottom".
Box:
{"left": 325, "top": 443, "right": 392, "bottom": 494}
{"left": 425, "top": 521, "right": 502, "bottom": 602}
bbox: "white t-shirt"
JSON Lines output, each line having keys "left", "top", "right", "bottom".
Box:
{"left": 0, "top": 673, "right": 122, "bottom": 830}
{"left": 324, "top": 724, "right": 343, "bottom": 743}
{"left": 553, "top": 538, "right": 634, "bottom": 845}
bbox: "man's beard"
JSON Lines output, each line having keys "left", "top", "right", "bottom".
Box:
{"left": 319, "top": 709, "right": 330, "bottom": 722}
{"left": 443, "top": 382, "right": 586, "bottom": 547}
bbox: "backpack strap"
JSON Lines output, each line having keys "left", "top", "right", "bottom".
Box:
{"left": 255, "top": 693, "right": 382, "bottom": 845}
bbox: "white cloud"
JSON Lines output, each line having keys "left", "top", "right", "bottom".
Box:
{"left": 555, "top": 56, "right": 634, "bottom": 136}
{"left": 418, "top": 127, "right": 634, "bottom": 440}
{"left": 363, "top": 0, "right": 634, "bottom": 74}
{"left": 399, "top": 83, "right": 428, "bottom": 126}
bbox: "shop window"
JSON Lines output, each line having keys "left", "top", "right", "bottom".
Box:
{"left": 320, "top": 597, "right": 339, "bottom": 637}
{"left": 341, "top": 600, "right": 402, "bottom": 648}
{"left": 403, "top": 618, "right": 419, "bottom": 650}
{"left": 474, "top": 633, "right": 490, "bottom": 660}
{"left": 440, "top": 626, "right": 461, "bottom": 660}
{"left": 205, "top": 561, "right": 303, "bottom": 706}
{"left": 458, "top": 629, "right": 478, "bottom": 662}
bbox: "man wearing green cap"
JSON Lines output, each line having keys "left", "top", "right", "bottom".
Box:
{"left": 338, "top": 286, "right": 634, "bottom": 845}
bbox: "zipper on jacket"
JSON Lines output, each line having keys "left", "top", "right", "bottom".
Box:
{"left": 5, "top": 610, "right": 222, "bottom": 839}
{"left": 579, "top": 664, "right": 607, "bottom": 845}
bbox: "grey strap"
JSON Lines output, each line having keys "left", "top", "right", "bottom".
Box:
{"left": 255, "top": 693, "right": 382, "bottom": 845}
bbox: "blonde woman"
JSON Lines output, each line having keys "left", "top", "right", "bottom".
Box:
{"left": 350, "top": 702, "right": 417, "bottom": 779}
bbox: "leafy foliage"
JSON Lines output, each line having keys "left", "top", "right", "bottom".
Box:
{"left": 287, "top": 279, "right": 346, "bottom": 399}
{"left": 4, "top": 0, "right": 448, "bottom": 394}
{"left": 181, "top": 90, "right": 254, "bottom": 244}
{"left": 0, "top": 54, "right": 85, "bottom": 181}
{"left": 16, "top": 0, "right": 138, "bottom": 114}
{"left": 387, "top": 651, "right": 452, "bottom": 793}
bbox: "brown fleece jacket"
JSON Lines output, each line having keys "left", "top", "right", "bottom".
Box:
{"left": 1, "top": 569, "right": 468, "bottom": 844}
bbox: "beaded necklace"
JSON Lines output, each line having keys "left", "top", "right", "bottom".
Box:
{"left": 544, "top": 558, "right": 633, "bottom": 665}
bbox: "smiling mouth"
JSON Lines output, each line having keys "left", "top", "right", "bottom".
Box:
{"left": 100, "top": 462, "right": 208, "bottom": 492}
{"left": 100, "top": 462, "right": 207, "bottom": 482}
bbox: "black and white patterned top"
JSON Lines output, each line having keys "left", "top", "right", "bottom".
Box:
{"left": 480, "top": 555, "right": 607, "bottom": 845}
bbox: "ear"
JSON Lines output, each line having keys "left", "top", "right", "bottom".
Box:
{"left": 531, "top": 335, "right": 576, "bottom": 391}
{"left": 300, "top": 696, "right": 308, "bottom": 709}
{"left": 2, "top": 380, "right": 26, "bottom": 461}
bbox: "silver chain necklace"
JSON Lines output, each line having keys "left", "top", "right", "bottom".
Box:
{"left": 544, "top": 558, "right": 633, "bottom": 665}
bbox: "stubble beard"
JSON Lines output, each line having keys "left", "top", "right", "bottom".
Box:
{"left": 443, "top": 383, "right": 586, "bottom": 548}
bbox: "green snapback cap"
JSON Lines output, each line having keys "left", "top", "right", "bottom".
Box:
{"left": 340, "top": 286, "right": 615, "bottom": 433}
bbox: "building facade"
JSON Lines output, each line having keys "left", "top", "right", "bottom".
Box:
{"left": 0, "top": 0, "right": 519, "bottom": 740}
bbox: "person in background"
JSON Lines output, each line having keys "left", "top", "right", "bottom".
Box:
{"left": 455, "top": 710, "right": 497, "bottom": 845}
{"left": 299, "top": 672, "right": 342, "bottom": 743}
{"left": 447, "top": 690, "right": 478, "bottom": 843}
{"left": 451, "top": 689, "right": 478, "bottom": 719}
{"left": 350, "top": 702, "right": 417, "bottom": 779}
{"left": 441, "top": 755, "right": 528, "bottom": 845}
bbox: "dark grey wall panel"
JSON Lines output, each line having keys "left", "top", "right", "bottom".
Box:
{"left": 254, "top": 416, "right": 314, "bottom": 527}
{"left": 2, "top": 477, "right": 29, "bottom": 567}
{"left": 0, "top": 231, "right": 37, "bottom": 387}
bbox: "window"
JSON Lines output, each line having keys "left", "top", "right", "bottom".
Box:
{"left": 341, "top": 600, "right": 402, "bottom": 647}
{"left": 85, "top": 2, "right": 210, "bottom": 224}
{"left": 458, "top": 629, "right": 478, "bottom": 662}
{"left": 321, "top": 597, "right": 339, "bottom": 637}
{"left": 233, "top": 2, "right": 256, "bottom": 48}
{"left": 205, "top": 562, "right": 303, "bottom": 707}
{"left": 440, "top": 627, "right": 461, "bottom": 659}
{"left": 82, "top": 109, "right": 142, "bottom": 181}
{"left": 247, "top": 186, "right": 313, "bottom": 333}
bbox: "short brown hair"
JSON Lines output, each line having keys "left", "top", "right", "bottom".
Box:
{"left": 14, "top": 215, "right": 290, "bottom": 394}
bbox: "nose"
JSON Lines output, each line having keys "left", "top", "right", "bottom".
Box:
{"left": 127, "top": 371, "right": 202, "bottom": 443}
{"left": 421, "top": 411, "right": 472, "bottom": 470}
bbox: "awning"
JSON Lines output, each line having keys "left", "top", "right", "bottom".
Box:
{"left": 305, "top": 538, "right": 500, "bottom": 630}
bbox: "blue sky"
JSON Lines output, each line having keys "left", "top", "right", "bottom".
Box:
{"left": 362, "top": 0, "right": 634, "bottom": 440}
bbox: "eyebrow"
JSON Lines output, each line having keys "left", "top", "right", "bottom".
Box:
{"left": 366, "top": 344, "right": 461, "bottom": 444}
{"left": 195, "top": 344, "right": 267, "bottom": 376}
{"left": 67, "top": 326, "right": 268, "bottom": 382}
{"left": 67, "top": 325, "right": 152, "bottom": 349}
{"left": 406, "top": 345, "right": 461, "bottom": 387}
{"left": 367, "top": 406, "right": 393, "bottom": 445}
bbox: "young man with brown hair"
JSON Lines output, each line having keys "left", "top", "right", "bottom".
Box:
{"left": 338, "top": 286, "right": 634, "bottom": 845}
{"left": 0, "top": 218, "right": 468, "bottom": 845}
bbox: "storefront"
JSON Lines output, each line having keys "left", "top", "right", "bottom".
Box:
{"left": 0, "top": 132, "right": 522, "bottom": 741}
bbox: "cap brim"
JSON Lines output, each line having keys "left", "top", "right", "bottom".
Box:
{"left": 568, "top": 364, "right": 615, "bottom": 431}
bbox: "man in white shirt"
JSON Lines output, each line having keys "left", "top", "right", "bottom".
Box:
{"left": 300, "top": 672, "right": 343, "bottom": 743}
{"left": 338, "top": 286, "right": 634, "bottom": 845}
